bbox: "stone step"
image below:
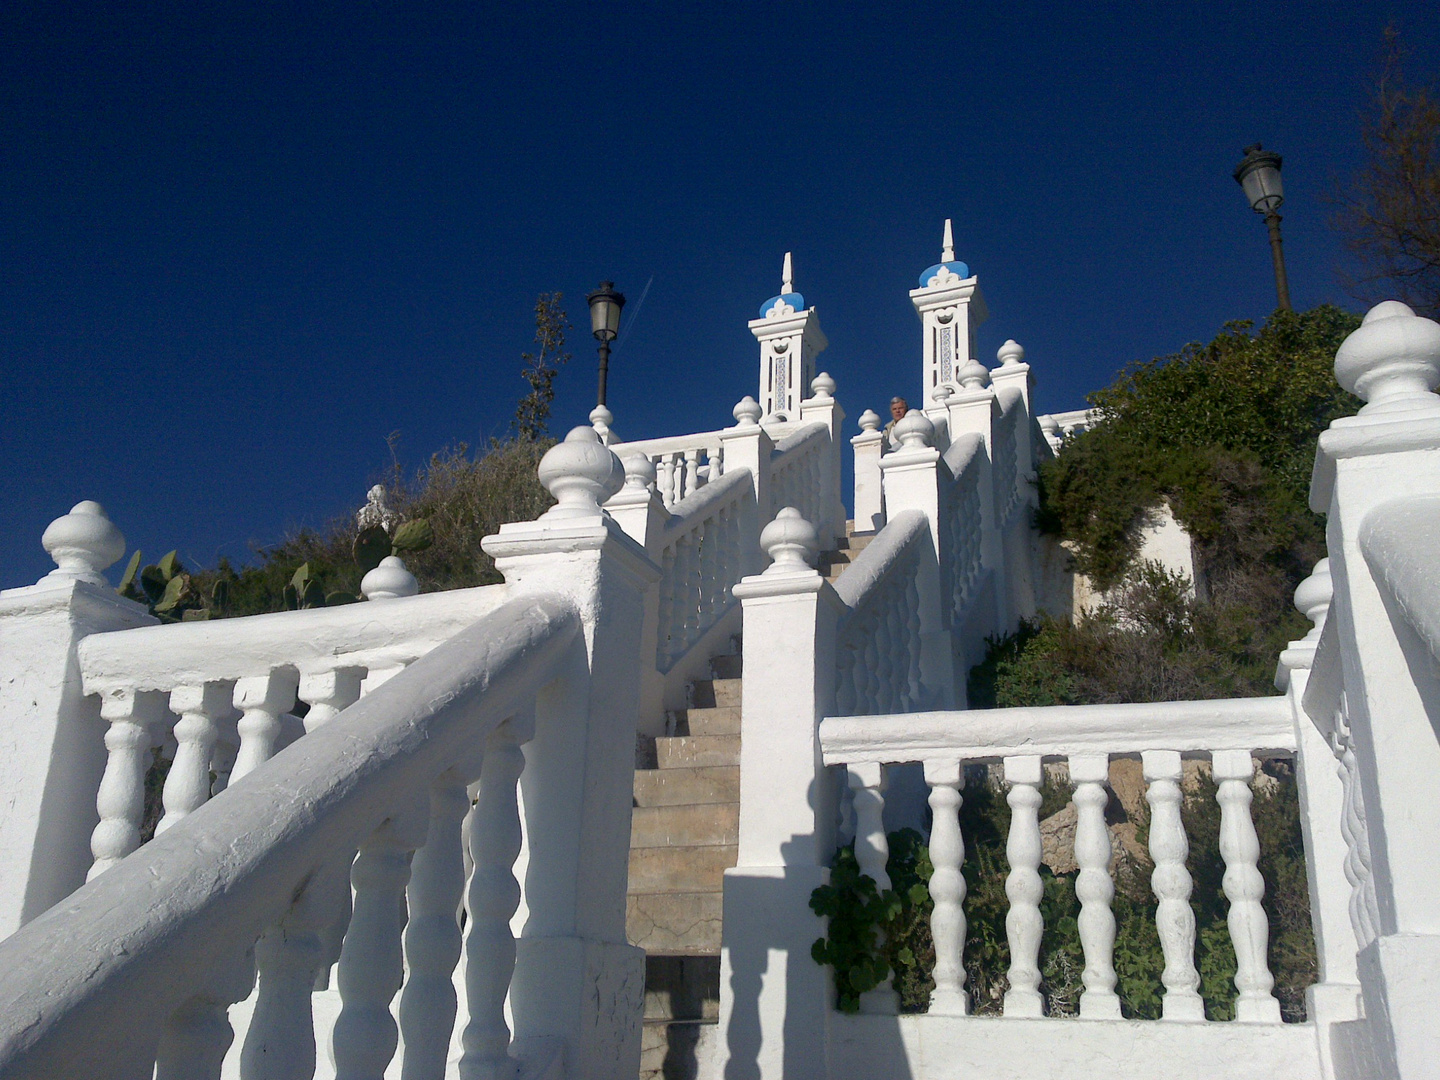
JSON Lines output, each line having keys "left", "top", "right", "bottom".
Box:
{"left": 689, "top": 678, "right": 742, "bottom": 709}
{"left": 628, "top": 845, "right": 737, "bottom": 894}
{"left": 631, "top": 803, "right": 739, "bottom": 848}
{"left": 669, "top": 705, "right": 740, "bottom": 737}
{"left": 628, "top": 892, "right": 725, "bottom": 954}
{"left": 709, "top": 653, "right": 743, "bottom": 679}
{"left": 656, "top": 734, "right": 741, "bottom": 769}
{"left": 644, "top": 956, "right": 720, "bottom": 1021}
{"left": 633, "top": 766, "right": 739, "bottom": 808}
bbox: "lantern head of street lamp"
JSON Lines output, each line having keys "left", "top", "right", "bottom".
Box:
{"left": 587, "top": 281, "right": 626, "bottom": 343}
{"left": 1234, "top": 143, "right": 1285, "bottom": 215}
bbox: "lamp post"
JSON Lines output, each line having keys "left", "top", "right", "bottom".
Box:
{"left": 1233, "top": 143, "right": 1292, "bottom": 312}
{"left": 586, "top": 281, "right": 626, "bottom": 408}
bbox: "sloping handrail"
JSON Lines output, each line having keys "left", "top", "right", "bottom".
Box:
{"left": 833, "top": 510, "right": 928, "bottom": 611}
{"left": 661, "top": 465, "right": 753, "bottom": 545}
{"left": 1360, "top": 494, "right": 1440, "bottom": 666}
{"left": 0, "top": 593, "right": 579, "bottom": 1079}
{"left": 773, "top": 420, "right": 826, "bottom": 458}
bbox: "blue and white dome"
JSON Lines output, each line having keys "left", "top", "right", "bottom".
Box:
{"left": 917, "top": 261, "right": 970, "bottom": 288}
{"left": 759, "top": 291, "right": 805, "bottom": 317}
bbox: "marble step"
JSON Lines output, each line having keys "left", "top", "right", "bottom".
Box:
{"left": 633, "top": 766, "right": 739, "bottom": 808}
{"left": 628, "top": 844, "right": 737, "bottom": 894}
{"left": 689, "top": 678, "right": 742, "bottom": 709}
{"left": 631, "top": 803, "right": 739, "bottom": 848}
{"left": 627, "top": 892, "right": 725, "bottom": 954}
{"left": 669, "top": 705, "right": 740, "bottom": 737}
{"left": 656, "top": 734, "right": 741, "bottom": 769}
{"left": 709, "top": 653, "right": 743, "bottom": 679}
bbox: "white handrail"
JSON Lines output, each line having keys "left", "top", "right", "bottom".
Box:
{"left": 662, "top": 466, "right": 752, "bottom": 544}
{"left": 820, "top": 694, "right": 1296, "bottom": 766}
{"left": 612, "top": 428, "right": 729, "bottom": 458}
{"left": 0, "top": 593, "right": 579, "bottom": 1079}
{"left": 1360, "top": 494, "right": 1440, "bottom": 666}
{"left": 833, "top": 510, "right": 927, "bottom": 610}
{"left": 773, "top": 420, "right": 826, "bottom": 459}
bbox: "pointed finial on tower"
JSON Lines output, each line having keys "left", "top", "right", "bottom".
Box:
{"left": 942, "top": 219, "right": 954, "bottom": 263}
{"left": 782, "top": 251, "right": 793, "bottom": 295}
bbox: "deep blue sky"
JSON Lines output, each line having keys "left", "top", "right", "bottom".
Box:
{"left": 3, "top": 3, "right": 1437, "bottom": 587}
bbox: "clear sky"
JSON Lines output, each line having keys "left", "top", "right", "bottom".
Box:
{"left": 3, "top": 2, "right": 1437, "bottom": 587}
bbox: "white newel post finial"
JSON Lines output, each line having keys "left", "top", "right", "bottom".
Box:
{"left": 361, "top": 556, "right": 419, "bottom": 601}
{"left": 40, "top": 501, "right": 125, "bottom": 587}
{"left": 1295, "top": 558, "right": 1332, "bottom": 642}
{"left": 956, "top": 356, "right": 990, "bottom": 391}
{"left": 589, "top": 404, "right": 615, "bottom": 445}
{"left": 733, "top": 396, "right": 763, "bottom": 428}
{"left": 893, "top": 409, "right": 936, "bottom": 452}
{"left": 782, "top": 250, "right": 793, "bottom": 295}
{"left": 941, "top": 218, "right": 955, "bottom": 263}
{"left": 810, "top": 371, "right": 836, "bottom": 401}
{"left": 536, "top": 425, "right": 625, "bottom": 520}
{"left": 997, "top": 339, "right": 1025, "bottom": 368}
{"left": 858, "top": 409, "right": 881, "bottom": 432}
{"left": 852, "top": 411, "right": 886, "bottom": 535}
{"left": 1334, "top": 300, "right": 1440, "bottom": 416}
{"left": 759, "top": 508, "right": 819, "bottom": 573}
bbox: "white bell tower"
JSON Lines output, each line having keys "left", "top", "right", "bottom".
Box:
{"left": 749, "top": 252, "right": 828, "bottom": 421}
{"left": 909, "top": 219, "right": 988, "bottom": 403}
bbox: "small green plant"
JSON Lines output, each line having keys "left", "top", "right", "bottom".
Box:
{"left": 283, "top": 518, "right": 436, "bottom": 610}
{"left": 118, "top": 550, "right": 226, "bottom": 622}
{"left": 810, "top": 846, "right": 901, "bottom": 1013}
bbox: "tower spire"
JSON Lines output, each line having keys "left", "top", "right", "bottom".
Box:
{"left": 782, "top": 251, "right": 793, "bottom": 295}
{"left": 942, "top": 219, "right": 954, "bottom": 263}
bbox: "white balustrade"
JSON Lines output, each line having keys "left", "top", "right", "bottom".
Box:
{"left": 610, "top": 430, "right": 727, "bottom": 510}
{"left": 942, "top": 438, "right": 984, "bottom": 624}
{"left": 299, "top": 666, "right": 364, "bottom": 732}
{"left": 820, "top": 697, "right": 1300, "bottom": 1027}
{"left": 924, "top": 759, "right": 967, "bottom": 1016}
{"left": 771, "top": 423, "right": 828, "bottom": 533}
{"left": 1213, "top": 749, "right": 1281, "bottom": 1023}
{"left": 1142, "top": 749, "right": 1204, "bottom": 1021}
{"left": 242, "top": 884, "right": 332, "bottom": 1080}
{"left": 1333, "top": 713, "right": 1379, "bottom": 950}
{"left": 89, "top": 687, "right": 165, "bottom": 879}
{"left": 160, "top": 681, "right": 236, "bottom": 834}
{"left": 230, "top": 669, "right": 300, "bottom": 784}
{"left": 1002, "top": 755, "right": 1045, "bottom": 1017}
{"left": 847, "top": 762, "right": 899, "bottom": 1015}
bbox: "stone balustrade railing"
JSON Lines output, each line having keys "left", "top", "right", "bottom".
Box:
{"left": 77, "top": 581, "right": 511, "bottom": 879}
{"left": 654, "top": 466, "right": 755, "bottom": 673}
{"left": 770, "top": 420, "right": 830, "bottom": 538}
{"left": 610, "top": 429, "right": 729, "bottom": 509}
{"left": 941, "top": 433, "right": 985, "bottom": 630}
{"left": 832, "top": 510, "right": 929, "bottom": 716}
{"left": 0, "top": 593, "right": 589, "bottom": 1079}
{"left": 821, "top": 696, "right": 1300, "bottom": 1023}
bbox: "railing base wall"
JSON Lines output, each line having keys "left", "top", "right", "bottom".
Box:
{"left": 827, "top": 1013, "right": 1324, "bottom": 1080}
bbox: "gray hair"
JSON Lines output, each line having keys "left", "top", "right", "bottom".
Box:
{"left": 890, "top": 396, "right": 907, "bottom": 405}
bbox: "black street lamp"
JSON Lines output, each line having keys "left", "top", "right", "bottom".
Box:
{"left": 586, "top": 281, "right": 626, "bottom": 408}
{"left": 1233, "top": 144, "right": 1292, "bottom": 312}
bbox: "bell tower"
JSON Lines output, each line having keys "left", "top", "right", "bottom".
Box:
{"left": 749, "top": 252, "right": 828, "bottom": 421}
{"left": 910, "top": 219, "right": 988, "bottom": 403}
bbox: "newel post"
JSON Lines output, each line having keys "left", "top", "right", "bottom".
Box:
{"left": 720, "top": 508, "right": 841, "bottom": 1080}
{"left": 851, "top": 409, "right": 886, "bottom": 535}
{"left": 482, "top": 426, "right": 660, "bottom": 1080}
{"left": 878, "top": 411, "right": 956, "bottom": 709}
{"left": 1311, "top": 301, "right": 1440, "bottom": 1079}
{"left": 799, "top": 371, "right": 847, "bottom": 545}
{"left": 0, "top": 502, "right": 154, "bottom": 936}
{"left": 719, "top": 396, "right": 774, "bottom": 556}
{"left": 945, "top": 357, "right": 1008, "bottom": 633}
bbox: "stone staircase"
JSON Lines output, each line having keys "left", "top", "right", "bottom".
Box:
{"left": 629, "top": 649, "right": 741, "bottom": 1080}
{"left": 818, "top": 527, "right": 874, "bottom": 583}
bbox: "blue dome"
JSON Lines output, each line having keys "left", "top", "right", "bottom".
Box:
{"left": 918, "top": 261, "right": 970, "bottom": 288}
{"left": 759, "top": 292, "right": 805, "bottom": 317}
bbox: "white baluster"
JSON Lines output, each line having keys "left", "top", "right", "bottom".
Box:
{"left": 660, "top": 454, "right": 677, "bottom": 508}
{"left": 299, "top": 666, "right": 365, "bottom": 733}
{"left": 924, "top": 759, "right": 968, "bottom": 1015}
{"left": 1070, "top": 753, "right": 1120, "bottom": 1018}
{"left": 1212, "top": 749, "right": 1281, "bottom": 1022}
{"left": 459, "top": 726, "right": 526, "bottom": 1080}
{"left": 1334, "top": 711, "right": 1379, "bottom": 949}
{"left": 1142, "top": 750, "right": 1203, "bottom": 1021}
{"left": 847, "top": 761, "right": 898, "bottom": 1014}
{"left": 242, "top": 880, "right": 336, "bottom": 1080}
{"left": 333, "top": 822, "right": 419, "bottom": 1080}
{"left": 1003, "top": 755, "right": 1045, "bottom": 1017}
{"left": 684, "top": 448, "right": 701, "bottom": 499}
{"left": 401, "top": 773, "right": 470, "bottom": 1080}
{"left": 231, "top": 669, "right": 300, "bottom": 783}
{"left": 160, "top": 681, "right": 235, "bottom": 834}
{"left": 361, "top": 663, "right": 408, "bottom": 697}
{"left": 89, "top": 687, "right": 165, "bottom": 878}
{"left": 155, "top": 958, "right": 255, "bottom": 1080}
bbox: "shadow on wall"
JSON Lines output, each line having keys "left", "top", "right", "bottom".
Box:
{"left": 719, "top": 828, "right": 914, "bottom": 1080}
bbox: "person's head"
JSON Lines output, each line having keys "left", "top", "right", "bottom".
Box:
{"left": 890, "top": 396, "right": 908, "bottom": 422}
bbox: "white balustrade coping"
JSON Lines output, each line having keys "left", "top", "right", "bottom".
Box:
{"left": 0, "top": 593, "right": 580, "bottom": 1078}
{"left": 611, "top": 428, "right": 729, "bottom": 458}
{"left": 833, "top": 510, "right": 928, "bottom": 610}
{"left": 820, "top": 694, "right": 1296, "bottom": 767}
{"left": 772, "top": 420, "right": 828, "bottom": 458}
{"left": 1037, "top": 407, "right": 1101, "bottom": 431}
{"left": 942, "top": 431, "right": 983, "bottom": 480}
{"left": 659, "top": 467, "right": 753, "bottom": 547}
{"left": 77, "top": 583, "right": 509, "bottom": 695}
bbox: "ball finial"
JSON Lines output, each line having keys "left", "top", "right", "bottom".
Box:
{"left": 893, "top": 409, "right": 935, "bottom": 450}
{"left": 536, "top": 426, "right": 625, "bottom": 519}
{"left": 857, "top": 409, "right": 882, "bottom": 432}
{"left": 589, "top": 405, "right": 614, "bottom": 442}
{"left": 1293, "top": 558, "right": 1332, "bottom": 640}
{"left": 932, "top": 384, "right": 955, "bottom": 405}
{"left": 759, "top": 507, "right": 820, "bottom": 573}
{"left": 620, "top": 452, "right": 657, "bottom": 492}
{"left": 40, "top": 501, "right": 125, "bottom": 587}
{"left": 957, "top": 356, "right": 990, "bottom": 390}
{"left": 1334, "top": 301, "right": 1440, "bottom": 415}
{"left": 361, "top": 555, "right": 419, "bottom": 601}
{"left": 810, "top": 372, "right": 837, "bottom": 401}
{"left": 997, "top": 339, "right": 1025, "bottom": 367}
{"left": 733, "top": 396, "right": 763, "bottom": 427}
